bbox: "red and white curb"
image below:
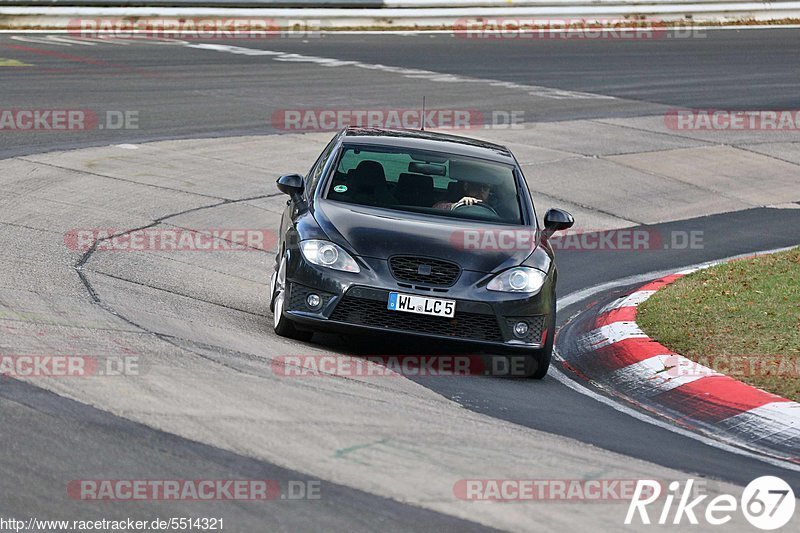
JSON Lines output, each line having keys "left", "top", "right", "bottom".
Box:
{"left": 574, "top": 265, "right": 800, "bottom": 464}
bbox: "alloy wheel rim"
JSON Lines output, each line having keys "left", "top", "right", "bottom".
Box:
{"left": 273, "top": 255, "right": 287, "bottom": 329}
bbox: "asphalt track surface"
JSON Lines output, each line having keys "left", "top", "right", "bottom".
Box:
{"left": 430, "top": 208, "right": 800, "bottom": 484}
{"left": 1, "top": 29, "right": 800, "bottom": 158}
{"left": 1, "top": 29, "right": 799, "bottom": 531}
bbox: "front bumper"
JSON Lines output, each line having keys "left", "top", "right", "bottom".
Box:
{"left": 281, "top": 252, "right": 555, "bottom": 350}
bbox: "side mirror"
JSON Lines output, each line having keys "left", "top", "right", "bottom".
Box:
{"left": 276, "top": 174, "right": 304, "bottom": 200}
{"left": 543, "top": 208, "right": 574, "bottom": 236}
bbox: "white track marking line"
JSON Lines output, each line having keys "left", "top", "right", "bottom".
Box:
{"left": 95, "top": 38, "right": 133, "bottom": 45}
{"left": 43, "top": 36, "right": 97, "bottom": 46}
{"left": 10, "top": 35, "right": 72, "bottom": 46}
{"left": 185, "top": 42, "right": 615, "bottom": 100}
{"left": 62, "top": 36, "right": 109, "bottom": 44}
{"left": 553, "top": 244, "right": 800, "bottom": 473}
{"left": 70, "top": 36, "right": 133, "bottom": 45}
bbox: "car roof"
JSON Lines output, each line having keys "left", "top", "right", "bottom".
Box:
{"left": 341, "top": 127, "right": 515, "bottom": 164}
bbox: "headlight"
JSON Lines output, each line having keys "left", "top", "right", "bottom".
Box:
{"left": 299, "top": 240, "right": 360, "bottom": 273}
{"left": 487, "top": 267, "right": 546, "bottom": 294}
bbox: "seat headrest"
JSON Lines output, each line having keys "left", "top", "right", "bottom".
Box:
{"left": 353, "top": 160, "right": 386, "bottom": 181}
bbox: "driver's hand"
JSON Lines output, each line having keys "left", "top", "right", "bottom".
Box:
{"left": 452, "top": 196, "right": 482, "bottom": 209}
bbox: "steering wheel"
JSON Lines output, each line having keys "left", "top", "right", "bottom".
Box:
{"left": 451, "top": 200, "right": 499, "bottom": 217}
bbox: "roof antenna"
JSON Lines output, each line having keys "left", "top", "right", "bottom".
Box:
{"left": 420, "top": 96, "right": 426, "bottom": 131}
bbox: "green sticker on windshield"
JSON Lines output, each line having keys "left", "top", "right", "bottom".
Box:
{"left": 334, "top": 185, "right": 348, "bottom": 193}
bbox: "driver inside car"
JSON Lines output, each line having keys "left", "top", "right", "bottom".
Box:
{"left": 433, "top": 180, "right": 491, "bottom": 211}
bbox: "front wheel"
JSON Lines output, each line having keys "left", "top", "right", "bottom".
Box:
{"left": 517, "top": 299, "right": 556, "bottom": 379}
{"left": 525, "top": 343, "right": 553, "bottom": 380}
{"left": 527, "top": 298, "right": 557, "bottom": 379}
{"left": 271, "top": 254, "right": 313, "bottom": 342}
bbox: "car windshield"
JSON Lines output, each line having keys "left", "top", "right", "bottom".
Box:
{"left": 325, "top": 143, "right": 524, "bottom": 224}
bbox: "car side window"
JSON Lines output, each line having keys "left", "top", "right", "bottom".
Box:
{"left": 305, "top": 136, "right": 338, "bottom": 197}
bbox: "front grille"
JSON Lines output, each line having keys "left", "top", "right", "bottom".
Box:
{"left": 389, "top": 256, "right": 461, "bottom": 287}
{"left": 329, "top": 293, "right": 503, "bottom": 342}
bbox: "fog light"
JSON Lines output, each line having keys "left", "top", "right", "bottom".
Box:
{"left": 513, "top": 321, "right": 529, "bottom": 338}
{"left": 306, "top": 293, "right": 322, "bottom": 309}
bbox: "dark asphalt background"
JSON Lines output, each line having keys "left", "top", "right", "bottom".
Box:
{"left": 1, "top": 29, "right": 799, "bottom": 529}
{"left": 1, "top": 29, "right": 800, "bottom": 158}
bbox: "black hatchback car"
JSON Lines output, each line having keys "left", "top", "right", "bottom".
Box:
{"left": 269, "top": 127, "right": 573, "bottom": 378}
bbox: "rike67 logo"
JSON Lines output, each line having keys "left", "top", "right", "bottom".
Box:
{"left": 626, "top": 477, "right": 795, "bottom": 530}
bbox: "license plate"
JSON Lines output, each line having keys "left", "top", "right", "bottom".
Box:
{"left": 387, "top": 292, "right": 455, "bottom": 318}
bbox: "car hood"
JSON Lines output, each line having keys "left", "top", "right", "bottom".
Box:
{"left": 314, "top": 200, "right": 537, "bottom": 273}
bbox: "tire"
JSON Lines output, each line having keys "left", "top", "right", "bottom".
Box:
{"left": 530, "top": 293, "right": 556, "bottom": 379}
{"left": 271, "top": 253, "right": 314, "bottom": 342}
{"left": 269, "top": 256, "right": 279, "bottom": 313}
{"left": 524, "top": 298, "right": 556, "bottom": 379}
